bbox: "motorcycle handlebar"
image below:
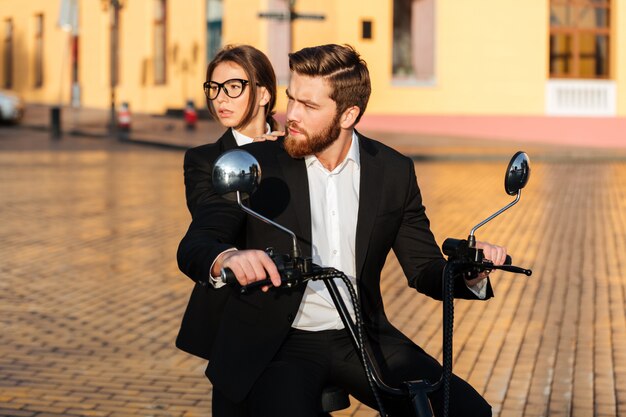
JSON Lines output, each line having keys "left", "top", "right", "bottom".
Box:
{"left": 493, "top": 263, "right": 532, "bottom": 276}
{"left": 221, "top": 260, "right": 327, "bottom": 293}
{"left": 222, "top": 252, "right": 529, "bottom": 294}
{"left": 220, "top": 267, "right": 277, "bottom": 293}
{"left": 481, "top": 255, "right": 532, "bottom": 276}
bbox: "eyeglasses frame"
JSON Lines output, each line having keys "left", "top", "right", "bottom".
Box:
{"left": 203, "top": 78, "right": 250, "bottom": 100}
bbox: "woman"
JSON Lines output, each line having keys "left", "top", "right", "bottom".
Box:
{"left": 183, "top": 44, "right": 282, "bottom": 216}
{"left": 176, "top": 44, "right": 282, "bottom": 417}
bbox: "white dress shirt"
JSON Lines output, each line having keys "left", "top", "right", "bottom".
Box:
{"left": 292, "top": 132, "right": 361, "bottom": 330}
{"left": 232, "top": 126, "right": 256, "bottom": 146}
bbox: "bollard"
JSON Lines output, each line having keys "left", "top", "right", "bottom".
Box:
{"left": 184, "top": 100, "right": 197, "bottom": 130}
{"left": 117, "top": 102, "right": 131, "bottom": 141}
{"left": 50, "top": 106, "right": 62, "bottom": 140}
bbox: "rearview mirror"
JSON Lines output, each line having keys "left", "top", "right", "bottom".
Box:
{"left": 468, "top": 151, "right": 531, "bottom": 246}
{"left": 212, "top": 149, "right": 262, "bottom": 201}
{"left": 212, "top": 148, "right": 301, "bottom": 258}
{"left": 504, "top": 151, "right": 530, "bottom": 196}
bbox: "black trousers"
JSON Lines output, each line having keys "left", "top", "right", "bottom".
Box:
{"left": 212, "top": 328, "right": 492, "bottom": 417}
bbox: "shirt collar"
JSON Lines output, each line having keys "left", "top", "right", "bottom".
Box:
{"left": 231, "top": 124, "right": 271, "bottom": 146}
{"left": 305, "top": 130, "right": 360, "bottom": 172}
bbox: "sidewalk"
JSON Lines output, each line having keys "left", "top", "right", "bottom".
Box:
{"left": 20, "top": 103, "right": 626, "bottom": 161}
{"left": 21, "top": 103, "right": 224, "bottom": 150}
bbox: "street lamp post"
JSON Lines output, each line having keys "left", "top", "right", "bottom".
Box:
{"left": 101, "top": 0, "right": 123, "bottom": 136}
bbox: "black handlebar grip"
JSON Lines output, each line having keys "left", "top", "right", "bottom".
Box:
{"left": 220, "top": 267, "right": 237, "bottom": 285}
{"left": 241, "top": 278, "right": 274, "bottom": 292}
{"left": 505, "top": 255, "right": 512, "bottom": 265}
{"left": 220, "top": 268, "right": 275, "bottom": 293}
{"left": 499, "top": 264, "right": 533, "bottom": 276}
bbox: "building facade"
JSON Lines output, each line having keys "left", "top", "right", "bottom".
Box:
{"left": 1, "top": 0, "right": 624, "bottom": 142}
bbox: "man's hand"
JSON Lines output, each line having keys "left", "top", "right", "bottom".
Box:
{"left": 212, "top": 249, "right": 282, "bottom": 291}
{"left": 466, "top": 241, "right": 507, "bottom": 286}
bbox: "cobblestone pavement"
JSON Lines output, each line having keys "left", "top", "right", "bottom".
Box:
{"left": 1, "top": 128, "right": 626, "bottom": 417}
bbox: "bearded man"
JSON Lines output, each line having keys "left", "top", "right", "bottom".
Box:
{"left": 177, "top": 44, "right": 504, "bottom": 417}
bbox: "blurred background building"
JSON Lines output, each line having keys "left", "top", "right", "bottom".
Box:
{"left": 0, "top": 0, "right": 624, "bottom": 144}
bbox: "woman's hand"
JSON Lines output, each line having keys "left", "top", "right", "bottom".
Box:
{"left": 252, "top": 130, "right": 285, "bottom": 142}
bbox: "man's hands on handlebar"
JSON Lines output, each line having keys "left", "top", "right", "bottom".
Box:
{"left": 211, "top": 241, "right": 506, "bottom": 291}
{"left": 212, "top": 249, "right": 282, "bottom": 291}
{"left": 468, "top": 241, "right": 507, "bottom": 286}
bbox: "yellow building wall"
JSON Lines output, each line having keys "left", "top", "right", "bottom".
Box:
{"left": 235, "top": 0, "right": 549, "bottom": 116}
{"left": 336, "top": 0, "right": 548, "bottom": 115}
{"left": 79, "top": 0, "right": 207, "bottom": 113}
{"left": 432, "top": 0, "right": 548, "bottom": 115}
{"left": 78, "top": 2, "right": 111, "bottom": 110}
{"left": 292, "top": 0, "right": 338, "bottom": 48}
{"left": 136, "top": 0, "right": 206, "bottom": 113}
{"left": 222, "top": 0, "right": 266, "bottom": 48}
{"left": 2, "top": 0, "right": 625, "bottom": 117}
{"left": 0, "top": 0, "right": 208, "bottom": 114}
{"left": 0, "top": 0, "right": 73, "bottom": 104}
{"left": 615, "top": 0, "right": 626, "bottom": 115}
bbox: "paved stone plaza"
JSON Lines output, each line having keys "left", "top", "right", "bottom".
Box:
{"left": 1, "top": 128, "right": 626, "bottom": 417}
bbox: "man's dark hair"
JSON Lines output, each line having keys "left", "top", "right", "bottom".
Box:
{"left": 289, "top": 44, "right": 371, "bottom": 126}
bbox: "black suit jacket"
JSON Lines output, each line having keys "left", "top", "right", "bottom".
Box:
{"left": 176, "top": 129, "right": 239, "bottom": 360}
{"left": 183, "top": 129, "right": 238, "bottom": 217}
{"left": 176, "top": 132, "right": 494, "bottom": 402}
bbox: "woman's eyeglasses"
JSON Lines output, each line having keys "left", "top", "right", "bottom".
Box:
{"left": 204, "top": 79, "right": 250, "bottom": 100}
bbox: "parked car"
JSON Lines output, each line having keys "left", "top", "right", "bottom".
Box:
{"left": 0, "top": 90, "right": 24, "bottom": 124}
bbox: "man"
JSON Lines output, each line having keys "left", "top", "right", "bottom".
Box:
{"left": 177, "top": 44, "right": 504, "bottom": 417}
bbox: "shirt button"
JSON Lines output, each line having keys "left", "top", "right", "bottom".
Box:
{"left": 331, "top": 211, "right": 336, "bottom": 216}
{"left": 333, "top": 250, "right": 337, "bottom": 255}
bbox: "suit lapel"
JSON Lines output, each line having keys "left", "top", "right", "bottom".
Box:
{"left": 355, "top": 133, "right": 383, "bottom": 279}
{"left": 270, "top": 133, "right": 381, "bottom": 266}
{"left": 220, "top": 129, "right": 238, "bottom": 151}
{"left": 276, "top": 147, "right": 313, "bottom": 256}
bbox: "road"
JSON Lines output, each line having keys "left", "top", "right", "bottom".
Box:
{"left": 1, "top": 127, "right": 625, "bottom": 417}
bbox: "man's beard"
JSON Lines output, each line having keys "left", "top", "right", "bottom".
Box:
{"left": 284, "top": 112, "right": 342, "bottom": 159}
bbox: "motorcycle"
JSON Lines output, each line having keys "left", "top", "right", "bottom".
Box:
{"left": 211, "top": 150, "right": 532, "bottom": 417}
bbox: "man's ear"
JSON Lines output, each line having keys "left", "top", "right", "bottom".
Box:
{"left": 340, "top": 106, "right": 361, "bottom": 129}
{"left": 258, "top": 86, "right": 271, "bottom": 107}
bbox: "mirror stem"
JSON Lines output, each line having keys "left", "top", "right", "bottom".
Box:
{"left": 468, "top": 190, "right": 521, "bottom": 248}
{"left": 237, "top": 192, "right": 301, "bottom": 258}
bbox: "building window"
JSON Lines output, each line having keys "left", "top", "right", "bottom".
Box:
{"left": 362, "top": 20, "right": 373, "bottom": 40}
{"left": 392, "top": 0, "right": 435, "bottom": 82}
{"left": 3, "top": 19, "right": 13, "bottom": 89}
{"left": 34, "top": 14, "right": 44, "bottom": 88}
{"left": 206, "top": 0, "right": 222, "bottom": 61}
{"left": 549, "top": 0, "right": 611, "bottom": 79}
{"left": 154, "top": 0, "right": 167, "bottom": 85}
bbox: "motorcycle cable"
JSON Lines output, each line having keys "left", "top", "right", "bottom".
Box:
{"left": 438, "top": 261, "right": 458, "bottom": 417}
{"left": 315, "top": 268, "right": 390, "bottom": 417}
